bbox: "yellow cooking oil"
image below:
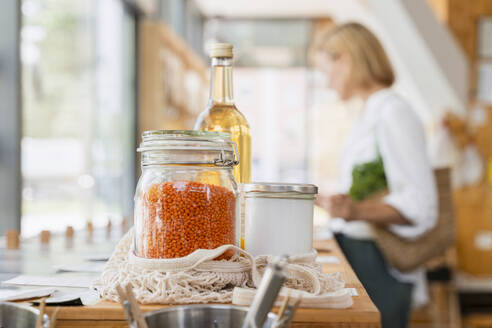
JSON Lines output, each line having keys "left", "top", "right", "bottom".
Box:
{"left": 195, "top": 104, "right": 251, "bottom": 184}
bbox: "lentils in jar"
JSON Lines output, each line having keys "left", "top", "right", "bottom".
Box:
{"left": 137, "top": 181, "right": 236, "bottom": 259}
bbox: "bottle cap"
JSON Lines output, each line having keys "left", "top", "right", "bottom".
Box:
{"left": 210, "top": 43, "right": 233, "bottom": 58}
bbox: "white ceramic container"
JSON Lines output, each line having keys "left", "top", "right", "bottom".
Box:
{"left": 243, "top": 183, "right": 318, "bottom": 257}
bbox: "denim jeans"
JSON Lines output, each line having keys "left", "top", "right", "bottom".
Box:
{"left": 335, "top": 234, "right": 413, "bottom": 328}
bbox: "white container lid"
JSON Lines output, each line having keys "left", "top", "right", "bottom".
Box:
{"left": 242, "top": 182, "right": 318, "bottom": 199}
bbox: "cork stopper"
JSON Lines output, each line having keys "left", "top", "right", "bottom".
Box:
{"left": 66, "top": 226, "right": 74, "bottom": 239}
{"left": 87, "top": 221, "right": 93, "bottom": 233}
{"left": 210, "top": 43, "right": 233, "bottom": 58}
{"left": 106, "top": 219, "right": 112, "bottom": 238}
{"left": 40, "top": 230, "right": 51, "bottom": 244}
{"left": 6, "top": 230, "right": 20, "bottom": 249}
{"left": 86, "top": 221, "right": 94, "bottom": 243}
{"left": 121, "top": 218, "right": 128, "bottom": 232}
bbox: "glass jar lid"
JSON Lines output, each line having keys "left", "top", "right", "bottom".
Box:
{"left": 243, "top": 182, "right": 318, "bottom": 199}
{"left": 138, "top": 130, "right": 239, "bottom": 167}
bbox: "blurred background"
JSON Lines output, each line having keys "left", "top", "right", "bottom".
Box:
{"left": 1, "top": 0, "right": 492, "bottom": 325}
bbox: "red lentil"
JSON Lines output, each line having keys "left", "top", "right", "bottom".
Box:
{"left": 137, "top": 181, "right": 236, "bottom": 259}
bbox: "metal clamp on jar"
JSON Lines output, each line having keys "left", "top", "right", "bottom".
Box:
{"left": 134, "top": 130, "right": 240, "bottom": 259}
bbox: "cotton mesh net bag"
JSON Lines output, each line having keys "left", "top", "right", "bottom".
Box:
{"left": 92, "top": 228, "right": 353, "bottom": 308}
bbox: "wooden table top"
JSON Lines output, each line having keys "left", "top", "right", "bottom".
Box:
{"left": 44, "top": 240, "right": 380, "bottom": 327}
{"left": 2, "top": 230, "right": 380, "bottom": 327}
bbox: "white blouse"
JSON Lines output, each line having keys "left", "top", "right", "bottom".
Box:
{"left": 330, "top": 88, "right": 438, "bottom": 307}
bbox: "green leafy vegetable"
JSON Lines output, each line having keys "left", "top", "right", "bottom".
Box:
{"left": 349, "top": 155, "right": 388, "bottom": 201}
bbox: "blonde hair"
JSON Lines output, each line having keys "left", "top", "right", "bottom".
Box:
{"left": 324, "top": 23, "right": 395, "bottom": 88}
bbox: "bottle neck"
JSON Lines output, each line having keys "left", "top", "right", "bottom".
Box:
{"left": 209, "top": 57, "right": 234, "bottom": 105}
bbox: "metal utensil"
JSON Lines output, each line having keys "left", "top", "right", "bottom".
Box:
{"left": 0, "top": 302, "right": 49, "bottom": 328}
{"left": 273, "top": 292, "right": 302, "bottom": 328}
{"left": 241, "top": 257, "right": 287, "bottom": 328}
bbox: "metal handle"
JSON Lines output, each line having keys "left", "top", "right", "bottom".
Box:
{"left": 214, "top": 142, "right": 240, "bottom": 167}
{"left": 141, "top": 141, "right": 239, "bottom": 168}
{"left": 242, "top": 257, "right": 287, "bottom": 328}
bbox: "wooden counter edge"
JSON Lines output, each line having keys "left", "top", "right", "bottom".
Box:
{"left": 42, "top": 299, "right": 379, "bottom": 324}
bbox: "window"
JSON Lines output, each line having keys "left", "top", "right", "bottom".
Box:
{"left": 21, "top": 0, "right": 137, "bottom": 236}
{"left": 477, "top": 18, "right": 492, "bottom": 104}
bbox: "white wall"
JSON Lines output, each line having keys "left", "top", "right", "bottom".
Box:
{"left": 369, "top": 0, "right": 468, "bottom": 119}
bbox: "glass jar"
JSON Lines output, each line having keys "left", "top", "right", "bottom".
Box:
{"left": 134, "top": 130, "right": 239, "bottom": 259}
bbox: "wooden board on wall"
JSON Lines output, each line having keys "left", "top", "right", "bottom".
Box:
{"left": 138, "top": 20, "right": 208, "bottom": 136}
{"left": 427, "top": 0, "right": 492, "bottom": 276}
{"left": 426, "top": 0, "right": 449, "bottom": 23}
{"left": 455, "top": 185, "right": 492, "bottom": 275}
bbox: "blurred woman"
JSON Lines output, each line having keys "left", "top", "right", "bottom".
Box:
{"left": 317, "top": 23, "right": 438, "bottom": 328}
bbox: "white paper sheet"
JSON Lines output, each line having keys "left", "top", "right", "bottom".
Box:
{"left": 0, "top": 287, "right": 56, "bottom": 301}
{"left": 348, "top": 288, "right": 359, "bottom": 296}
{"left": 2, "top": 275, "right": 94, "bottom": 288}
{"left": 84, "top": 253, "right": 111, "bottom": 262}
{"left": 316, "top": 255, "right": 340, "bottom": 264}
{"left": 54, "top": 262, "right": 106, "bottom": 273}
{"left": 44, "top": 289, "right": 100, "bottom": 305}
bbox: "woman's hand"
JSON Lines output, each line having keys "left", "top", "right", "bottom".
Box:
{"left": 314, "top": 195, "right": 330, "bottom": 210}
{"left": 315, "top": 194, "right": 358, "bottom": 220}
{"left": 327, "top": 194, "right": 357, "bottom": 221}
{"left": 316, "top": 193, "right": 410, "bottom": 225}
